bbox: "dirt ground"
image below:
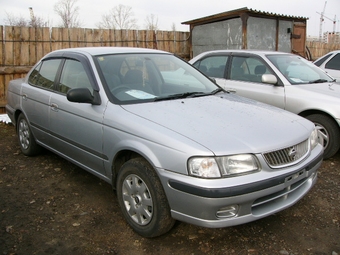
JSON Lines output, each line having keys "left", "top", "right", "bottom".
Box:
{"left": 0, "top": 121, "right": 339, "bottom": 255}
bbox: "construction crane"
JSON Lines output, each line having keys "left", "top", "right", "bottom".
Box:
{"left": 318, "top": 1, "right": 327, "bottom": 41}
{"left": 317, "top": 12, "right": 337, "bottom": 34}
{"left": 29, "top": 7, "right": 36, "bottom": 26}
{"left": 323, "top": 14, "right": 337, "bottom": 33}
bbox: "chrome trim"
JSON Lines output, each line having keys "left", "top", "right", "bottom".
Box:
{"left": 263, "top": 139, "right": 309, "bottom": 168}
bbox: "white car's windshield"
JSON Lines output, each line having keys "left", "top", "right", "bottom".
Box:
{"left": 266, "top": 54, "right": 334, "bottom": 85}
{"left": 95, "top": 53, "right": 220, "bottom": 104}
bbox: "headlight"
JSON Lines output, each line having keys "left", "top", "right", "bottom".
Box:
{"left": 310, "top": 128, "right": 319, "bottom": 150}
{"left": 188, "top": 157, "right": 221, "bottom": 178}
{"left": 217, "top": 154, "right": 260, "bottom": 176}
{"left": 188, "top": 154, "right": 260, "bottom": 178}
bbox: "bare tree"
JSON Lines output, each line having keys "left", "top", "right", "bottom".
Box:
{"left": 4, "top": 10, "right": 49, "bottom": 27}
{"left": 145, "top": 14, "right": 159, "bottom": 31}
{"left": 54, "top": 0, "right": 81, "bottom": 28}
{"left": 4, "top": 12, "right": 29, "bottom": 26}
{"left": 28, "top": 7, "right": 49, "bottom": 27}
{"left": 97, "top": 4, "right": 137, "bottom": 29}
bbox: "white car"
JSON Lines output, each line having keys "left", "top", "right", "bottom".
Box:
{"left": 190, "top": 50, "right": 339, "bottom": 159}
{"left": 313, "top": 50, "right": 340, "bottom": 82}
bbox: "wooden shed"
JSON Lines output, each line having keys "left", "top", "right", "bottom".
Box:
{"left": 182, "top": 7, "right": 308, "bottom": 59}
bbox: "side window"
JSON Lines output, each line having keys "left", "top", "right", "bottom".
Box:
{"left": 230, "top": 56, "right": 273, "bottom": 83}
{"left": 325, "top": 53, "right": 340, "bottom": 71}
{"left": 196, "top": 56, "right": 228, "bottom": 78}
{"left": 28, "top": 63, "right": 42, "bottom": 85}
{"left": 58, "top": 59, "right": 93, "bottom": 94}
{"left": 230, "top": 56, "right": 249, "bottom": 81}
{"left": 28, "top": 59, "right": 61, "bottom": 89}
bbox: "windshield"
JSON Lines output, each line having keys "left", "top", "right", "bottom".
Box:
{"left": 95, "top": 53, "right": 220, "bottom": 104}
{"left": 266, "top": 54, "right": 334, "bottom": 85}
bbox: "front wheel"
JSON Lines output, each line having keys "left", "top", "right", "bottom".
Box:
{"left": 116, "top": 158, "right": 175, "bottom": 237}
{"left": 17, "top": 113, "right": 41, "bottom": 156}
{"left": 306, "top": 114, "right": 340, "bottom": 159}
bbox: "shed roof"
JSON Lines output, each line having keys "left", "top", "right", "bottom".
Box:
{"left": 182, "top": 7, "right": 308, "bottom": 26}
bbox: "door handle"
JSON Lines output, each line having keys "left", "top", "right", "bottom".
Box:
{"left": 51, "top": 103, "right": 59, "bottom": 112}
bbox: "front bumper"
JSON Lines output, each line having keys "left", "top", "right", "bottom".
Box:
{"left": 157, "top": 147, "right": 323, "bottom": 228}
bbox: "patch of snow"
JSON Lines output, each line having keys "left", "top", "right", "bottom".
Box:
{"left": 0, "top": 114, "right": 11, "bottom": 124}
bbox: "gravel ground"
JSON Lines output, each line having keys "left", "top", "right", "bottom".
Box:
{"left": 0, "top": 121, "right": 339, "bottom": 255}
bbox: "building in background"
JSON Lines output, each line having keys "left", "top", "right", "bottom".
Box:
{"left": 182, "top": 7, "right": 308, "bottom": 58}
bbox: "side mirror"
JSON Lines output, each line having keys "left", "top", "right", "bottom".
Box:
{"left": 262, "top": 74, "right": 278, "bottom": 85}
{"left": 67, "top": 88, "right": 100, "bottom": 105}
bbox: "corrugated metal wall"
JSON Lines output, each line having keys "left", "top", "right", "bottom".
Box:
{"left": 191, "top": 18, "right": 243, "bottom": 56}
{"left": 191, "top": 17, "right": 294, "bottom": 57}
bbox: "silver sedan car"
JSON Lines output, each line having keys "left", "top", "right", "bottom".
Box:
{"left": 190, "top": 50, "right": 339, "bottom": 159}
{"left": 6, "top": 47, "right": 323, "bottom": 237}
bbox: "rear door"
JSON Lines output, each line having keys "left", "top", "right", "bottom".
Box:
{"left": 22, "top": 59, "right": 62, "bottom": 144}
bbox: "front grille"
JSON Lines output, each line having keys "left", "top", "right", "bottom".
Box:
{"left": 263, "top": 139, "right": 309, "bottom": 168}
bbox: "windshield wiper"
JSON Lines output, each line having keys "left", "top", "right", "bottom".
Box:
{"left": 309, "top": 79, "right": 329, "bottom": 84}
{"left": 154, "top": 90, "right": 220, "bottom": 102}
{"left": 210, "top": 88, "right": 224, "bottom": 94}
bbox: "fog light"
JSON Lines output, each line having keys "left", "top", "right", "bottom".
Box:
{"left": 216, "top": 205, "right": 239, "bottom": 218}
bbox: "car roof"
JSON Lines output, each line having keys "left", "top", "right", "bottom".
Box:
{"left": 327, "top": 50, "right": 340, "bottom": 54}
{"left": 196, "top": 49, "right": 291, "bottom": 56}
{"left": 48, "top": 47, "right": 170, "bottom": 57}
{"left": 313, "top": 50, "right": 340, "bottom": 63}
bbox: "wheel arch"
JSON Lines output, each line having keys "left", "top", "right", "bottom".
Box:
{"left": 299, "top": 109, "right": 340, "bottom": 130}
{"left": 13, "top": 109, "right": 24, "bottom": 129}
{"left": 299, "top": 109, "right": 340, "bottom": 158}
{"left": 111, "top": 149, "right": 155, "bottom": 190}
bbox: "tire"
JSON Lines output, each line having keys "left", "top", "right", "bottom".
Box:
{"left": 17, "top": 113, "right": 41, "bottom": 156}
{"left": 306, "top": 114, "right": 340, "bottom": 159}
{"left": 116, "top": 158, "right": 175, "bottom": 237}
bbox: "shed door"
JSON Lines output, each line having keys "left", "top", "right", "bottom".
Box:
{"left": 292, "top": 22, "right": 306, "bottom": 57}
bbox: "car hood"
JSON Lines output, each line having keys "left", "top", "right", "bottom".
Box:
{"left": 122, "top": 93, "right": 313, "bottom": 155}
{"left": 297, "top": 82, "right": 340, "bottom": 96}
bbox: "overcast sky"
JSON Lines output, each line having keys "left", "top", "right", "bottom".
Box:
{"left": 1, "top": 0, "right": 339, "bottom": 37}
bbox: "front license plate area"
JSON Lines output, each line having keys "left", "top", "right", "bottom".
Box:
{"left": 285, "top": 169, "right": 307, "bottom": 186}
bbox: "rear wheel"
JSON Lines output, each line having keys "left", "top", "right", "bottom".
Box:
{"left": 17, "top": 113, "right": 41, "bottom": 156}
{"left": 116, "top": 158, "right": 175, "bottom": 237}
{"left": 306, "top": 114, "right": 340, "bottom": 159}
